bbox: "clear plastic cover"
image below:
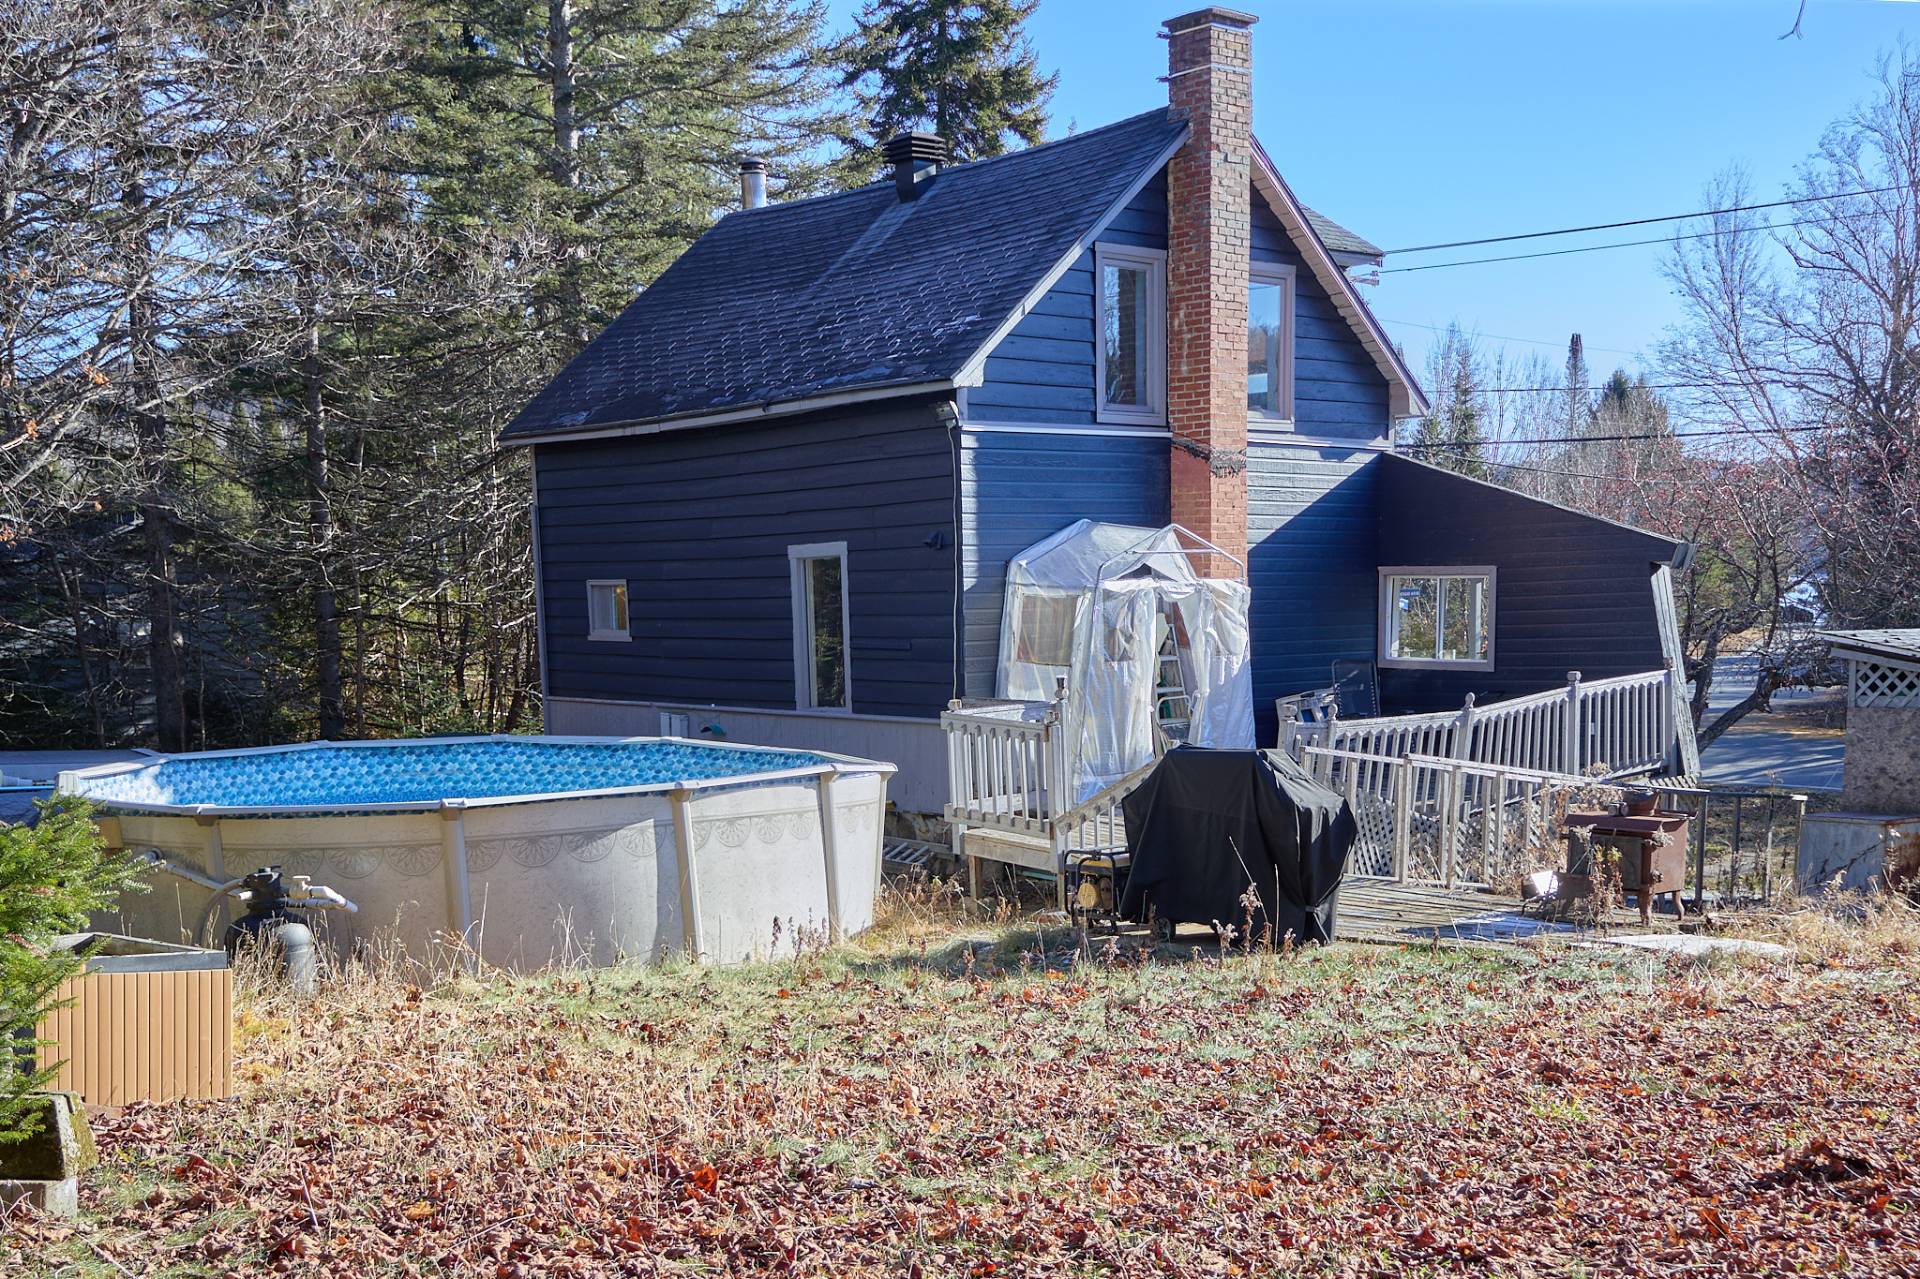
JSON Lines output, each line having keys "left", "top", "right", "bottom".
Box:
{"left": 996, "top": 520, "right": 1255, "bottom": 801}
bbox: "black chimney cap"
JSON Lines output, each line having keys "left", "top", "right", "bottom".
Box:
{"left": 883, "top": 132, "right": 948, "bottom": 167}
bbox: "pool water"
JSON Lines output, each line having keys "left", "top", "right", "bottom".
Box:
{"left": 73, "top": 739, "right": 830, "bottom": 811}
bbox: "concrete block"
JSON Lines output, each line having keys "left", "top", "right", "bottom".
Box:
{"left": 0, "top": 1176, "right": 78, "bottom": 1215}
{"left": 0, "top": 1092, "right": 97, "bottom": 1180}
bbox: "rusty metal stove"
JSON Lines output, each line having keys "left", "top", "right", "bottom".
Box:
{"left": 1562, "top": 809, "right": 1692, "bottom": 926}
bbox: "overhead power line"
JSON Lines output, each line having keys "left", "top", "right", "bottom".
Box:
{"left": 1471, "top": 378, "right": 1769, "bottom": 394}
{"left": 1383, "top": 183, "right": 1903, "bottom": 255}
{"left": 1381, "top": 317, "right": 1643, "bottom": 357}
{"left": 1381, "top": 216, "right": 1830, "bottom": 275}
{"left": 1414, "top": 422, "right": 1826, "bottom": 448}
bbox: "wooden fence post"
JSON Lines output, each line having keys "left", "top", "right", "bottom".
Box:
{"left": 1442, "top": 765, "right": 1463, "bottom": 888}
{"left": 1452, "top": 693, "right": 1478, "bottom": 761}
{"left": 1391, "top": 762, "right": 1413, "bottom": 883}
{"left": 1561, "top": 671, "right": 1584, "bottom": 775}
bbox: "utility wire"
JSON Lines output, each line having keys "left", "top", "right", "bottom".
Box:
{"left": 1384, "top": 183, "right": 1903, "bottom": 255}
{"left": 1381, "top": 317, "right": 1643, "bottom": 357}
{"left": 1381, "top": 216, "right": 1829, "bottom": 275}
{"left": 1470, "top": 378, "right": 1776, "bottom": 394}
{"left": 1412, "top": 422, "right": 1825, "bottom": 448}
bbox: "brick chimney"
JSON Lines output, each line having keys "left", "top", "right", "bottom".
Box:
{"left": 1164, "top": 7, "right": 1254, "bottom": 577}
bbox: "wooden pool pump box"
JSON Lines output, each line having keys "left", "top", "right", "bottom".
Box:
{"left": 1562, "top": 810, "right": 1691, "bottom": 925}
{"left": 34, "top": 934, "right": 233, "bottom": 1105}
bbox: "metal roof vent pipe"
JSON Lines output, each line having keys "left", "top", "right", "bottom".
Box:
{"left": 884, "top": 132, "right": 947, "bottom": 201}
{"left": 738, "top": 157, "right": 767, "bottom": 209}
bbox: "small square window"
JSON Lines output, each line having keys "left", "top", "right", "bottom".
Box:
{"left": 1013, "top": 592, "right": 1077, "bottom": 666}
{"left": 1379, "top": 568, "right": 1493, "bottom": 669}
{"left": 587, "top": 579, "right": 629, "bottom": 641}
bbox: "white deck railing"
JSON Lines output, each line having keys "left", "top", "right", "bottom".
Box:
{"left": 1301, "top": 744, "right": 1587, "bottom": 888}
{"left": 943, "top": 692, "right": 1160, "bottom": 905}
{"left": 942, "top": 697, "right": 1071, "bottom": 838}
{"left": 1284, "top": 669, "right": 1678, "bottom": 780}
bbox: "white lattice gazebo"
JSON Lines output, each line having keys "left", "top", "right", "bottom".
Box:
{"left": 1798, "top": 629, "right": 1920, "bottom": 894}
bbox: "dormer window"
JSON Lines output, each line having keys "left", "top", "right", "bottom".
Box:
{"left": 1095, "top": 244, "right": 1166, "bottom": 424}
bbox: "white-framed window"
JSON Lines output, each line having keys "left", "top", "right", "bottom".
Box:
{"left": 586, "top": 579, "right": 629, "bottom": 641}
{"left": 788, "top": 542, "right": 851, "bottom": 711}
{"left": 1378, "top": 567, "right": 1495, "bottom": 670}
{"left": 1247, "top": 262, "right": 1295, "bottom": 425}
{"left": 1094, "top": 243, "right": 1166, "bottom": 425}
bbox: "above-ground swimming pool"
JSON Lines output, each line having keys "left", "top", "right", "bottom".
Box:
{"left": 63, "top": 736, "right": 895, "bottom": 968}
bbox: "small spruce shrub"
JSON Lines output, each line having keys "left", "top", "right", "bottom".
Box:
{"left": 0, "top": 796, "right": 147, "bottom": 1145}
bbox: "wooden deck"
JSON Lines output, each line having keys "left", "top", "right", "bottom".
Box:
{"left": 1332, "top": 878, "right": 1670, "bottom": 946}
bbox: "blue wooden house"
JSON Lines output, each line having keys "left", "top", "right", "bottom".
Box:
{"left": 503, "top": 8, "right": 1691, "bottom": 816}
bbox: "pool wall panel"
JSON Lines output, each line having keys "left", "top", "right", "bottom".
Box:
{"left": 96, "top": 767, "right": 891, "bottom": 970}
{"left": 464, "top": 794, "right": 678, "bottom": 967}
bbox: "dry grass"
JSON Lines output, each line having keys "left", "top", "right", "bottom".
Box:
{"left": 1723, "top": 888, "right": 1920, "bottom": 969}
{"left": 6, "top": 890, "right": 1919, "bottom": 1277}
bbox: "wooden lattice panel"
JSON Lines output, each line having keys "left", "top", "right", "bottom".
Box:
{"left": 1851, "top": 659, "right": 1920, "bottom": 709}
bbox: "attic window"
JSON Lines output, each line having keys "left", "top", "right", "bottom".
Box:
{"left": 1095, "top": 244, "right": 1166, "bottom": 425}
{"left": 1248, "top": 263, "right": 1295, "bottom": 424}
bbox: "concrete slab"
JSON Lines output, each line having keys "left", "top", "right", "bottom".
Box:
{"left": 1600, "top": 932, "right": 1794, "bottom": 961}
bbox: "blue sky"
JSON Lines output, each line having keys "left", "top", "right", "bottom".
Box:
{"left": 834, "top": 0, "right": 1920, "bottom": 384}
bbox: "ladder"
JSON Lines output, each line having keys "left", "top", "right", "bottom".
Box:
{"left": 1154, "top": 627, "right": 1191, "bottom": 743}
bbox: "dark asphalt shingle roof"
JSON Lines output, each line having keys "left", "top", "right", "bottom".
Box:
{"left": 504, "top": 109, "right": 1189, "bottom": 440}
{"left": 1300, "top": 207, "right": 1382, "bottom": 259}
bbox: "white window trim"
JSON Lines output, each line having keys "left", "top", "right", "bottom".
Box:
{"left": 586, "top": 579, "right": 630, "bottom": 642}
{"left": 788, "top": 541, "right": 853, "bottom": 713}
{"left": 1248, "top": 262, "right": 1296, "bottom": 429}
{"left": 1093, "top": 243, "right": 1167, "bottom": 426}
{"left": 1377, "top": 565, "right": 1496, "bottom": 671}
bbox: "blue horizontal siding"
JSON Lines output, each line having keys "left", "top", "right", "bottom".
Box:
{"left": 1250, "top": 199, "right": 1389, "bottom": 442}
{"left": 535, "top": 399, "right": 957, "bottom": 717}
{"left": 1247, "top": 442, "right": 1382, "bottom": 741}
{"left": 971, "top": 172, "right": 1391, "bottom": 440}
{"left": 959, "top": 432, "right": 1169, "bottom": 695}
{"left": 1374, "top": 455, "right": 1679, "bottom": 712}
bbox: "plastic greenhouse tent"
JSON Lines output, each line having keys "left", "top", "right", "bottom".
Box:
{"left": 997, "top": 520, "right": 1255, "bottom": 800}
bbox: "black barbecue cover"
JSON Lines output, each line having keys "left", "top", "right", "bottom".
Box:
{"left": 1119, "top": 747, "right": 1356, "bottom": 943}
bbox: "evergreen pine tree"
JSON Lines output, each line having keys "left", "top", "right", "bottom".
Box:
{"left": 1564, "top": 332, "right": 1592, "bottom": 436}
{"left": 845, "top": 0, "right": 1057, "bottom": 163}
{"left": 1444, "top": 355, "right": 1490, "bottom": 480}
{"left": 1405, "top": 322, "right": 1489, "bottom": 477}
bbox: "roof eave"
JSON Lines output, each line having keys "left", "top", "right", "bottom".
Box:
{"left": 501, "top": 377, "right": 959, "bottom": 448}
